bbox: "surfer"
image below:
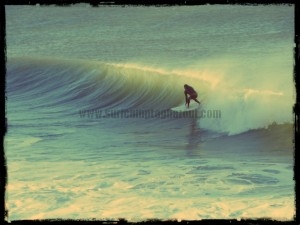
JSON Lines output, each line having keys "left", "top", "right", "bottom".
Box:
{"left": 184, "top": 84, "right": 200, "bottom": 108}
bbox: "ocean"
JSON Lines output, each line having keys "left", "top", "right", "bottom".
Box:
{"left": 5, "top": 4, "right": 295, "bottom": 221}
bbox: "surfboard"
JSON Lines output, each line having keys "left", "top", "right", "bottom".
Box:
{"left": 171, "top": 103, "right": 200, "bottom": 112}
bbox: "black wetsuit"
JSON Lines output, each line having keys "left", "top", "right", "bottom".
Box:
{"left": 184, "top": 85, "right": 200, "bottom": 107}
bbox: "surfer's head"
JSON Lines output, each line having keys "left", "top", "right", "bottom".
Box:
{"left": 184, "top": 84, "right": 188, "bottom": 89}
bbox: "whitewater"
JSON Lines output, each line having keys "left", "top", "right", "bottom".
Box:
{"left": 5, "top": 4, "right": 295, "bottom": 221}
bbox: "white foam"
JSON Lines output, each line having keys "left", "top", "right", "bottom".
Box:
{"left": 6, "top": 159, "right": 294, "bottom": 221}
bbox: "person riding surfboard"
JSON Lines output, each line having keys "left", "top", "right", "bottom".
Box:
{"left": 184, "top": 84, "right": 200, "bottom": 108}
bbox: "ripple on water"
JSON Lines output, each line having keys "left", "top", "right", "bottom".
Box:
{"left": 226, "top": 173, "right": 279, "bottom": 185}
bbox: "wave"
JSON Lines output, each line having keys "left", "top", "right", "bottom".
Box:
{"left": 7, "top": 56, "right": 294, "bottom": 135}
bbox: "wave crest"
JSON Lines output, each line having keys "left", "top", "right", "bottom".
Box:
{"left": 7, "top": 57, "right": 294, "bottom": 135}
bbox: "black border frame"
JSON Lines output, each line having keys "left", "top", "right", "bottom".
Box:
{"left": 1, "top": 1, "right": 298, "bottom": 224}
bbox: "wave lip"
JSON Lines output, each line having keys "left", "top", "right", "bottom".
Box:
{"left": 7, "top": 56, "right": 294, "bottom": 135}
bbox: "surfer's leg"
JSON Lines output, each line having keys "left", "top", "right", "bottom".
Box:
{"left": 191, "top": 93, "right": 200, "bottom": 104}
{"left": 193, "top": 98, "right": 200, "bottom": 104}
{"left": 187, "top": 97, "right": 190, "bottom": 108}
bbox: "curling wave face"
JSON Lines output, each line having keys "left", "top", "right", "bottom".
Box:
{"left": 7, "top": 56, "right": 294, "bottom": 135}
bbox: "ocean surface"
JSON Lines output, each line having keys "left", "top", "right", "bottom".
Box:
{"left": 5, "top": 4, "right": 295, "bottom": 221}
